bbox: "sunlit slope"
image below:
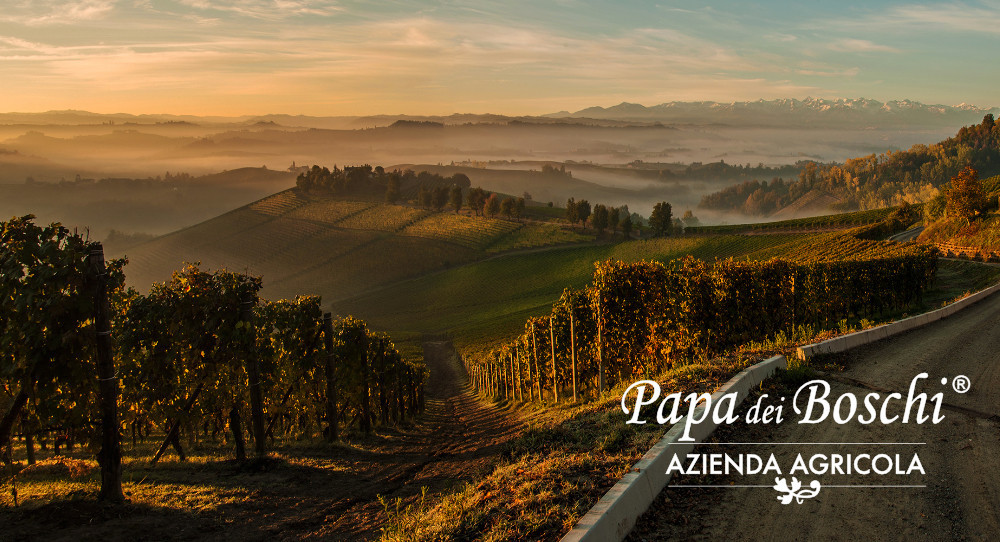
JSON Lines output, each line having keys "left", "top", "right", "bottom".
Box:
{"left": 118, "top": 188, "right": 588, "bottom": 301}
{"left": 333, "top": 232, "right": 817, "bottom": 353}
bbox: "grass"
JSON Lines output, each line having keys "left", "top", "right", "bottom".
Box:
{"left": 378, "top": 354, "right": 760, "bottom": 542}
{"left": 924, "top": 259, "right": 1000, "bottom": 306}
{"left": 0, "top": 426, "right": 436, "bottom": 540}
{"left": 919, "top": 212, "right": 1000, "bottom": 252}
{"left": 333, "top": 233, "right": 817, "bottom": 358}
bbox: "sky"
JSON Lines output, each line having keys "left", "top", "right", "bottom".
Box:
{"left": 1, "top": 0, "right": 998, "bottom": 116}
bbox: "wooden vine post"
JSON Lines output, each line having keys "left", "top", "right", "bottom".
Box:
{"left": 396, "top": 363, "right": 406, "bottom": 421}
{"left": 241, "top": 296, "right": 266, "bottom": 458}
{"left": 378, "top": 339, "right": 390, "bottom": 425}
{"left": 360, "top": 333, "right": 372, "bottom": 435}
{"left": 531, "top": 324, "right": 542, "bottom": 401}
{"left": 514, "top": 351, "right": 522, "bottom": 401}
{"left": 88, "top": 242, "right": 124, "bottom": 502}
{"left": 596, "top": 290, "right": 605, "bottom": 394}
{"left": 322, "top": 313, "right": 339, "bottom": 442}
{"left": 510, "top": 351, "right": 517, "bottom": 400}
{"left": 523, "top": 345, "right": 533, "bottom": 401}
{"left": 570, "top": 309, "right": 578, "bottom": 402}
{"left": 549, "top": 316, "right": 559, "bottom": 403}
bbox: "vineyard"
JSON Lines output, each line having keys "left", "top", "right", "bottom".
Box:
{"left": 485, "top": 222, "right": 593, "bottom": 253}
{"left": 119, "top": 188, "right": 595, "bottom": 303}
{"left": 686, "top": 206, "right": 899, "bottom": 234}
{"left": 465, "top": 220, "right": 936, "bottom": 404}
{"left": 1, "top": 216, "right": 425, "bottom": 506}
{"left": 334, "top": 232, "right": 818, "bottom": 357}
{"left": 401, "top": 212, "right": 522, "bottom": 250}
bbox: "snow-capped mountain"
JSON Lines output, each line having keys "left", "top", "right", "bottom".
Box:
{"left": 557, "top": 98, "right": 999, "bottom": 128}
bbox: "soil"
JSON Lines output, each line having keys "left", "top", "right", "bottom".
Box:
{"left": 0, "top": 340, "right": 522, "bottom": 541}
{"left": 629, "top": 292, "right": 1000, "bottom": 541}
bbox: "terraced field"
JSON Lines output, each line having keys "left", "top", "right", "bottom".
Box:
{"left": 284, "top": 197, "right": 374, "bottom": 224}
{"left": 401, "top": 212, "right": 522, "bottom": 249}
{"left": 337, "top": 204, "right": 430, "bottom": 231}
{"left": 486, "top": 222, "right": 592, "bottom": 252}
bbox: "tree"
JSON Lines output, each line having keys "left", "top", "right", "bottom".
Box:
{"left": 608, "top": 206, "right": 620, "bottom": 235}
{"left": 418, "top": 186, "right": 432, "bottom": 208}
{"left": 630, "top": 212, "right": 644, "bottom": 228}
{"left": 621, "top": 213, "right": 633, "bottom": 239}
{"left": 500, "top": 197, "right": 515, "bottom": 218}
{"left": 576, "top": 200, "right": 591, "bottom": 227}
{"left": 682, "top": 209, "right": 700, "bottom": 227}
{"left": 385, "top": 174, "right": 400, "bottom": 203}
{"left": 946, "top": 166, "right": 986, "bottom": 220}
{"left": 449, "top": 185, "right": 463, "bottom": 213}
{"left": 515, "top": 197, "right": 526, "bottom": 221}
{"left": 566, "top": 197, "right": 579, "bottom": 224}
{"left": 484, "top": 193, "right": 501, "bottom": 217}
{"left": 592, "top": 204, "right": 609, "bottom": 234}
{"left": 432, "top": 185, "right": 448, "bottom": 211}
{"left": 468, "top": 187, "right": 488, "bottom": 216}
{"left": 450, "top": 172, "right": 471, "bottom": 188}
{"left": 650, "top": 201, "right": 673, "bottom": 236}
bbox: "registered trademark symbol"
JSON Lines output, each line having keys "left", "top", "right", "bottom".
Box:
{"left": 952, "top": 375, "right": 971, "bottom": 394}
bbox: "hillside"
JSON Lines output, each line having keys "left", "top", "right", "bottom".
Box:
{"left": 699, "top": 114, "right": 1000, "bottom": 219}
{"left": 766, "top": 189, "right": 843, "bottom": 220}
{"left": 0, "top": 167, "right": 295, "bottom": 239}
{"left": 917, "top": 174, "right": 1000, "bottom": 255}
{"left": 114, "top": 188, "right": 592, "bottom": 302}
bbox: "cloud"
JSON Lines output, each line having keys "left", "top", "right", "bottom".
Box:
{"left": 174, "top": 0, "right": 342, "bottom": 20}
{"left": 886, "top": 2, "right": 1000, "bottom": 33}
{"left": 820, "top": 1, "right": 1000, "bottom": 35}
{"left": 828, "top": 38, "right": 900, "bottom": 53}
{"left": 0, "top": 0, "right": 117, "bottom": 25}
{"left": 796, "top": 67, "right": 861, "bottom": 77}
{"left": 766, "top": 33, "right": 798, "bottom": 43}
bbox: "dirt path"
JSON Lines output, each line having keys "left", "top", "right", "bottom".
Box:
{"left": 632, "top": 293, "right": 1000, "bottom": 541}
{"left": 1, "top": 340, "right": 522, "bottom": 542}
{"left": 305, "top": 339, "right": 523, "bottom": 540}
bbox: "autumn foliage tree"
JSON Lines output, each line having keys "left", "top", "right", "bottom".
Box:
{"left": 484, "top": 193, "right": 501, "bottom": 217}
{"left": 945, "top": 165, "right": 986, "bottom": 220}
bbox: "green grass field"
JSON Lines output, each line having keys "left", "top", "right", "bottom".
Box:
{"left": 333, "top": 233, "right": 815, "bottom": 356}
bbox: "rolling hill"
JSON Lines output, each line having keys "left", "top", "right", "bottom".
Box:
{"left": 113, "top": 188, "right": 592, "bottom": 303}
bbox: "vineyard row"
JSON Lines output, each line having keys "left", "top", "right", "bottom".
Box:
{"left": 0, "top": 216, "right": 425, "bottom": 502}
{"left": 468, "top": 238, "right": 936, "bottom": 404}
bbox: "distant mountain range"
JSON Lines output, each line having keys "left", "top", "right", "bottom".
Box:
{"left": 549, "top": 98, "right": 1000, "bottom": 128}
{"left": 2, "top": 98, "right": 996, "bottom": 130}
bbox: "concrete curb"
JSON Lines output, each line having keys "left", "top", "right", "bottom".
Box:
{"left": 796, "top": 281, "right": 1000, "bottom": 360}
{"left": 560, "top": 354, "right": 787, "bottom": 542}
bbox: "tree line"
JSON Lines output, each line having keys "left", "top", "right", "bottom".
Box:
{"left": 565, "top": 199, "right": 682, "bottom": 237}
{"left": 699, "top": 114, "right": 1000, "bottom": 215}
